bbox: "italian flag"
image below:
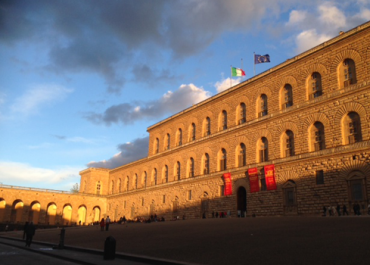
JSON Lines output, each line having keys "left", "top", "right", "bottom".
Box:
{"left": 231, "top": 67, "right": 245, "bottom": 77}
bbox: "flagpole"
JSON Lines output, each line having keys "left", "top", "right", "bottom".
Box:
{"left": 230, "top": 65, "right": 232, "bottom": 88}
{"left": 253, "top": 52, "right": 256, "bottom": 76}
{"left": 241, "top": 58, "right": 243, "bottom": 80}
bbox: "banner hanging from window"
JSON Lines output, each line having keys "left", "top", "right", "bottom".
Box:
{"left": 248, "top": 168, "right": 259, "bottom": 193}
{"left": 222, "top": 173, "right": 233, "bottom": 196}
{"left": 264, "top": 164, "right": 277, "bottom": 190}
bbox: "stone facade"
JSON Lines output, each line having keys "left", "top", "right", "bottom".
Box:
{"left": 1, "top": 22, "right": 370, "bottom": 225}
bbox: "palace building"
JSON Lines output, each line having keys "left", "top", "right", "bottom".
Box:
{"left": 1, "top": 21, "right": 370, "bottom": 225}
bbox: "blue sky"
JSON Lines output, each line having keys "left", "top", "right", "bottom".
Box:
{"left": 1, "top": 0, "right": 369, "bottom": 191}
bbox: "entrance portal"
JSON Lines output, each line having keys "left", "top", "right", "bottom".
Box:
{"left": 237, "top": 187, "right": 247, "bottom": 217}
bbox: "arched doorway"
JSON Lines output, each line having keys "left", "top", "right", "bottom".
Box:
{"left": 0, "top": 199, "right": 6, "bottom": 222}
{"left": 282, "top": 180, "right": 297, "bottom": 215}
{"left": 29, "top": 202, "right": 41, "bottom": 224}
{"left": 347, "top": 171, "right": 368, "bottom": 214}
{"left": 78, "top": 206, "right": 87, "bottom": 225}
{"left": 11, "top": 200, "right": 24, "bottom": 223}
{"left": 237, "top": 187, "right": 247, "bottom": 217}
{"left": 46, "top": 203, "right": 57, "bottom": 225}
{"left": 93, "top": 206, "right": 101, "bottom": 222}
{"left": 62, "top": 205, "right": 72, "bottom": 225}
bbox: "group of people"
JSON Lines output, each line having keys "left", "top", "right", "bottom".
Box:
{"left": 211, "top": 211, "right": 228, "bottom": 218}
{"left": 322, "top": 203, "right": 370, "bottom": 216}
{"left": 99, "top": 216, "right": 111, "bottom": 231}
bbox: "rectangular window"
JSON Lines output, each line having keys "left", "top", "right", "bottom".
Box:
{"left": 142, "top": 198, "right": 144, "bottom": 206}
{"left": 316, "top": 170, "right": 324, "bottom": 184}
{"left": 124, "top": 200, "right": 126, "bottom": 209}
{"left": 220, "top": 185, "right": 225, "bottom": 196}
{"left": 163, "top": 195, "right": 166, "bottom": 204}
{"left": 188, "top": 190, "right": 192, "bottom": 200}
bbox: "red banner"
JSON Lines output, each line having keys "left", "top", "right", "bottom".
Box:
{"left": 248, "top": 168, "right": 259, "bottom": 193}
{"left": 264, "top": 164, "right": 277, "bottom": 190}
{"left": 222, "top": 173, "right": 232, "bottom": 196}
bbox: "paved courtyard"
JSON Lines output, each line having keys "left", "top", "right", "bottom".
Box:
{"left": 2, "top": 216, "right": 370, "bottom": 265}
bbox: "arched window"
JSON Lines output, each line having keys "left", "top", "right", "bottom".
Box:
{"left": 190, "top": 123, "right": 196, "bottom": 141}
{"left": 203, "top": 117, "right": 211, "bottom": 136}
{"left": 238, "top": 143, "right": 246, "bottom": 167}
{"left": 238, "top": 103, "right": 246, "bottom": 125}
{"left": 309, "top": 72, "right": 322, "bottom": 99}
{"left": 203, "top": 153, "right": 210, "bottom": 175}
{"left": 176, "top": 162, "right": 181, "bottom": 180}
{"left": 310, "top": 122, "right": 325, "bottom": 151}
{"left": 219, "top": 110, "right": 227, "bottom": 130}
{"left": 111, "top": 180, "right": 114, "bottom": 194}
{"left": 154, "top": 138, "right": 159, "bottom": 154}
{"left": 219, "top": 148, "right": 227, "bottom": 171}
{"left": 188, "top": 157, "right": 194, "bottom": 178}
{"left": 341, "top": 59, "right": 357, "bottom": 87}
{"left": 259, "top": 94, "right": 268, "bottom": 117}
{"left": 118, "top": 178, "right": 122, "bottom": 193}
{"left": 258, "top": 137, "right": 268, "bottom": 162}
{"left": 143, "top": 171, "right": 147, "bottom": 188}
{"left": 343, "top": 112, "right": 362, "bottom": 144}
{"left": 126, "top": 176, "right": 130, "bottom": 191}
{"left": 177, "top": 129, "right": 182, "bottom": 146}
{"left": 96, "top": 181, "right": 101, "bottom": 195}
{"left": 164, "top": 134, "right": 170, "bottom": 150}
{"left": 153, "top": 169, "right": 157, "bottom": 186}
{"left": 164, "top": 165, "right": 168, "bottom": 183}
{"left": 282, "top": 130, "right": 295, "bottom": 157}
{"left": 281, "top": 84, "right": 293, "bottom": 109}
{"left": 135, "top": 174, "right": 138, "bottom": 189}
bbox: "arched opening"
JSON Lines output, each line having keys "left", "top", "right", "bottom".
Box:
{"left": 29, "top": 202, "right": 41, "bottom": 224}
{"left": 77, "top": 206, "right": 87, "bottom": 225}
{"left": 347, "top": 171, "right": 367, "bottom": 215}
{"left": 342, "top": 112, "right": 362, "bottom": 145}
{"left": 280, "top": 84, "right": 293, "bottom": 109}
{"left": 11, "top": 200, "right": 24, "bottom": 223}
{"left": 282, "top": 180, "right": 297, "bottom": 215}
{"left": 62, "top": 205, "right": 72, "bottom": 225}
{"left": 46, "top": 203, "right": 57, "bottom": 225}
{"left": 308, "top": 72, "right": 322, "bottom": 99}
{"left": 0, "top": 199, "right": 6, "bottom": 222}
{"left": 237, "top": 187, "right": 247, "bottom": 217}
{"left": 93, "top": 206, "right": 101, "bottom": 222}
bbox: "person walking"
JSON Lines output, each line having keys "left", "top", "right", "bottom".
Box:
{"left": 100, "top": 218, "right": 105, "bottom": 231}
{"left": 342, "top": 204, "right": 349, "bottom": 216}
{"left": 23, "top": 221, "right": 29, "bottom": 240}
{"left": 25, "top": 222, "right": 36, "bottom": 247}
{"left": 105, "top": 216, "right": 111, "bottom": 231}
{"left": 322, "top": 206, "right": 327, "bottom": 217}
{"left": 336, "top": 204, "right": 341, "bottom": 216}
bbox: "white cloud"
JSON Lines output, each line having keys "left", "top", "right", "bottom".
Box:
{"left": 0, "top": 161, "right": 80, "bottom": 190}
{"left": 318, "top": 2, "right": 346, "bottom": 28}
{"left": 295, "top": 29, "right": 331, "bottom": 53}
{"left": 356, "top": 8, "right": 370, "bottom": 20}
{"left": 215, "top": 77, "right": 243, "bottom": 93}
{"left": 11, "top": 84, "right": 73, "bottom": 116}
{"left": 286, "top": 10, "right": 307, "bottom": 26}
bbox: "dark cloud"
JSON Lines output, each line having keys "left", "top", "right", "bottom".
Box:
{"left": 87, "top": 136, "right": 149, "bottom": 169}
{"left": 131, "top": 64, "right": 178, "bottom": 85}
{"left": 0, "top": 0, "right": 285, "bottom": 93}
{"left": 83, "top": 83, "right": 211, "bottom": 126}
{"left": 52, "top": 134, "right": 66, "bottom": 140}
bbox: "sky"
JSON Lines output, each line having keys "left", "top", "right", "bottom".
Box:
{"left": 1, "top": 0, "right": 370, "bottom": 191}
